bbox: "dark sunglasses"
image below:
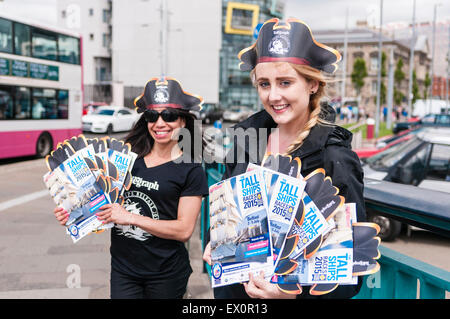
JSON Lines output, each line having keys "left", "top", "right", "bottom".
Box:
{"left": 143, "top": 109, "right": 181, "bottom": 123}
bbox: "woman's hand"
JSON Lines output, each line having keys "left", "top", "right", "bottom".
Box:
{"left": 243, "top": 271, "right": 299, "bottom": 299}
{"left": 53, "top": 206, "right": 69, "bottom": 226}
{"left": 203, "top": 241, "right": 212, "bottom": 265}
{"left": 96, "top": 203, "right": 133, "bottom": 225}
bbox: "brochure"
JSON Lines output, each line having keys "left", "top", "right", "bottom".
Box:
{"left": 274, "top": 203, "right": 355, "bottom": 286}
{"left": 43, "top": 148, "right": 109, "bottom": 243}
{"left": 246, "top": 164, "right": 306, "bottom": 267}
{"left": 43, "top": 134, "right": 137, "bottom": 242}
{"left": 209, "top": 169, "right": 274, "bottom": 288}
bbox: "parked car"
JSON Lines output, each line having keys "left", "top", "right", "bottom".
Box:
{"left": 355, "top": 133, "right": 414, "bottom": 160}
{"left": 82, "top": 102, "right": 108, "bottom": 115}
{"left": 393, "top": 113, "right": 450, "bottom": 134}
{"left": 82, "top": 106, "right": 140, "bottom": 134}
{"left": 362, "top": 127, "right": 450, "bottom": 240}
{"left": 191, "top": 104, "right": 224, "bottom": 124}
{"left": 223, "top": 106, "right": 254, "bottom": 122}
{"left": 202, "top": 105, "right": 224, "bottom": 124}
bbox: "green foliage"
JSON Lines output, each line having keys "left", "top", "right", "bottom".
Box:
{"left": 394, "top": 59, "right": 405, "bottom": 105}
{"left": 351, "top": 58, "right": 368, "bottom": 95}
{"left": 412, "top": 70, "right": 420, "bottom": 104}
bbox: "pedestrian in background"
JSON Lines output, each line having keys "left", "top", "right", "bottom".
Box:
{"left": 55, "top": 77, "right": 208, "bottom": 299}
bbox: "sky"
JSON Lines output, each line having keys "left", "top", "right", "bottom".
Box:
{"left": 285, "top": 0, "right": 450, "bottom": 30}
{"left": 1, "top": 0, "right": 449, "bottom": 30}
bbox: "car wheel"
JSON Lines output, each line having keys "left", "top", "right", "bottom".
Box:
{"left": 36, "top": 132, "right": 53, "bottom": 158}
{"left": 369, "top": 214, "right": 402, "bottom": 242}
{"left": 106, "top": 124, "right": 113, "bottom": 135}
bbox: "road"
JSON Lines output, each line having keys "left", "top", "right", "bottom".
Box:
{"left": 0, "top": 127, "right": 448, "bottom": 299}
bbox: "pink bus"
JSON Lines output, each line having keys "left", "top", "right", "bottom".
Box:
{"left": 0, "top": 13, "right": 83, "bottom": 159}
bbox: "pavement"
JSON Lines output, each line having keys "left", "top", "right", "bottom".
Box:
{"left": 0, "top": 157, "right": 213, "bottom": 299}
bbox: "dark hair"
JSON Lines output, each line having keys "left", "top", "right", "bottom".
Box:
{"left": 124, "top": 110, "right": 202, "bottom": 162}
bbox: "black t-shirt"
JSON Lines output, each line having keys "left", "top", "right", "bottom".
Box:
{"left": 110, "top": 157, "right": 209, "bottom": 279}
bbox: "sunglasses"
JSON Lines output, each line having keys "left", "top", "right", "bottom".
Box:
{"left": 143, "top": 109, "right": 181, "bottom": 123}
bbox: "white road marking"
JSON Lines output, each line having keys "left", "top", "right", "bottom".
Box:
{"left": 0, "top": 189, "right": 48, "bottom": 212}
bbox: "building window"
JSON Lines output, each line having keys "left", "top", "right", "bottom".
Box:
{"left": 14, "top": 22, "right": 31, "bottom": 56}
{"left": 32, "top": 29, "right": 57, "bottom": 61}
{"left": 371, "top": 81, "right": 377, "bottom": 95}
{"left": 102, "top": 33, "right": 110, "bottom": 48}
{"left": 370, "top": 56, "right": 378, "bottom": 71}
{"left": 0, "top": 18, "right": 12, "bottom": 53}
{"left": 89, "top": 8, "right": 94, "bottom": 16}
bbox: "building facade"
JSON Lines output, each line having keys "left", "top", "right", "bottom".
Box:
{"left": 57, "top": 0, "right": 112, "bottom": 104}
{"left": 314, "top": 27, "right": 432, "bottom": 116}
{"left": 219, "top": 0, "right": 284, "bottom": 110}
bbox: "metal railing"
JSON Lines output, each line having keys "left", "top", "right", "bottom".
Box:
{"left": 200, "top": 164, "right": 450, "bottom": 299}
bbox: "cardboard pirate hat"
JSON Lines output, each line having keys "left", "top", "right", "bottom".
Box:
{"left": 238, "top": 18, "right": 341, "bottom": 73}
{"left": 134, "top": 77, "right": 203, "bottom": 113}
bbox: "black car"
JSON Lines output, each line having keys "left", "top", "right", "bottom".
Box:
{"left": 363, "top": 127, "right": 450, "bottom": 241}
{"left": 201, "top": 104, "right": 224, "bottom": 124}
{"left": 393, "top": 113, "right": 450, "bottom": 134}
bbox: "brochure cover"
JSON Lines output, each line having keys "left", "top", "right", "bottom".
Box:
{"left": 209, "top": 169, "right": 274, "bottom": 288}
{"left": 44, "top": 149, "right": 109, "bottom": 243}
{"left": 43, "top": 135, "right": 137, "bottom": 242}
{"left": 274, "top": 203, "right": 355, "bottom": 287}
{"left": 246, "top": 164, "right": 306, "bottom": 267}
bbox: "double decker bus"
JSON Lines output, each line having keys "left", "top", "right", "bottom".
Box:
{"left": 0, "top": 13, "right": 82, "bottom": 159}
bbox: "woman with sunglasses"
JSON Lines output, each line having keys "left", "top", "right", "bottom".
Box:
{"left": 56, "top": 77, "right": 208, "bottom": 298}
{"left": 203, "top": 18, "right": 366, "bottom": 299}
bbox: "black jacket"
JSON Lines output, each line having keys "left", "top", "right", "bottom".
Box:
{"left": 213, "top": 109, "right": 366, "bottom": 299}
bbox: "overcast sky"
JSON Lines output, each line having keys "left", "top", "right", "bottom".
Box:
{"left": 1, "top": 0, "right": 449, "bottom": 30}
{"left": 285, "top": 0, "right": 450, "bottom": 30}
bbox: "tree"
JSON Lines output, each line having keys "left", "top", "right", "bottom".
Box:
{"left": 423, "top": 72, "right": 431, "bottom": 100}
{"left": 394, "top": 59, "right": 405, "bottom": 105}
{"left": 412, "top": 70, "right": 420, "bottom": 104}
{"left": 351, "top": 58, "right": 368, "bottom": 98}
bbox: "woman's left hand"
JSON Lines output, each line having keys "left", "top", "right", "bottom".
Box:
{"left": 243, "top": 271, "right": 298, "bottom": 299}
{"left": 96, "top": 203, "right": 133, "bottom": 225}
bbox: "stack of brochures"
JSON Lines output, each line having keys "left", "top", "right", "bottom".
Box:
{"left": 208, "top": 154, "right": 381, "bottom": 296}
{"left": 43, "top": 135, "right": 137, "bottom": 243}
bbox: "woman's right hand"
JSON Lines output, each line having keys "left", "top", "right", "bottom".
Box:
{"left": 53, "top": 206, "right": 69, "bottom": 226}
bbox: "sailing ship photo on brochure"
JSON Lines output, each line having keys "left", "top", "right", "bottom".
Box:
{"left": 209, "top": 169, "right": 274, "bottom": 288}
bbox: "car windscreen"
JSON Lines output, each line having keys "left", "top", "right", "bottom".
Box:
{"left": 366, "top": 137, "right": 423, "bottom": 170}
{"left": 94, "top": 109, "right": 115, "bottom": 116}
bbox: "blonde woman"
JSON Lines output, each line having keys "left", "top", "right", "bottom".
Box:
{"left": 203, "top": 18, "right": 365, "bottom": 299}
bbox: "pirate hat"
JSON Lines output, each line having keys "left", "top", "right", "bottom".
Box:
{"left": 238, "top": 18, "right": 341, "bottom": 74}
{"left": 134, "top": 77, "right": 203, "bottom": 113}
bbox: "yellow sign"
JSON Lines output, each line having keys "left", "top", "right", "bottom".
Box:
{"left": 225, "top": 2, "right": 260, "bottom": 36}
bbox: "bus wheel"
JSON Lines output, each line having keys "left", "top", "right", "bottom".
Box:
{"left": 36, "top": 132, "right": 53, "bottom": 158}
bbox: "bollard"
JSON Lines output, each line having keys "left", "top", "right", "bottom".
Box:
{"left": 366, "top": 118, "right": 375, "bottom": 140}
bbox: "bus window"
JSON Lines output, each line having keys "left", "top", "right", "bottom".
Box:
{"left": 0, "top": 18, "right": 12, "bottom": 53}
{"left": 32, "top": 29, "right": 57, "bottom": 61}
{"left": 0, "top": 87, "right": 13, "bottom": 119}
{"left": 58, "top": 90, "right": 69, "bottom": 119}
{"left": 14, "top": 22, "right": 31, "bottom": 56}
{"left": 58, "top": 35, "right": 79, "bottom": 64}
{"left": 14, "top": 87, "right": 31, "bottom": 119}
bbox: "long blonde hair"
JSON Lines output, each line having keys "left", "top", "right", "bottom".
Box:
{"left": 251, "top": 63, "right": 330, "bottom": 154}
